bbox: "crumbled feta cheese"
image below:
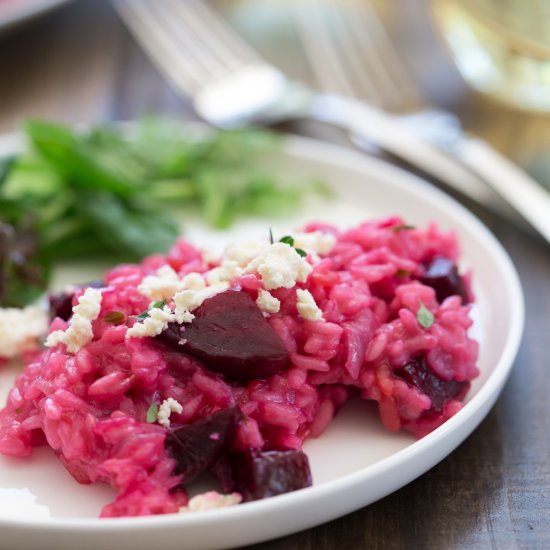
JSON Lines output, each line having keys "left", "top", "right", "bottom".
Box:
{"left": 72, "top": 287, "right": 103, "bottom": 320}
{"left": 181, "top": 272, "right": 206, "bottom": 290}
{"left": 296, "top": 289, "right": 324, "bottom": 321}
{"left": 45, "top": 288, "right": 103, "bottom": 354}
{"left": 206, "top": 260, "right": 243, "bottom": 285}
{"left": 138, "top": 265, "right": 181, "bottom": 301}
{"left": 293, "top": 231, "right": 336, "bottom": 256}
{"left": 157, "top": 397, "right": 183, "bottom": 427}
{"left": 225, "top": 240, "right": 266, "bottom": 268}
{"left": 173, "top": 283, "right": 229, "bottom": 323}
{"left": 0, "top": 306, "right": 48, "bottom": 358}
{"left": 180, "top": 491, "right": 242, "bottom": 513}
{"left": 256, "top": 289, "right": 280, "bottom": 315}
{"left": 126, "top": 305, "right": 176, "bottom": 338}
{"left": 201, "top": 247, "right": 220, "bottom": 265}
{"left": 245, "top": 242, "right": 312, "bottom": 290}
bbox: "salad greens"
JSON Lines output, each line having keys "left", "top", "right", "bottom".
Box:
{"left": 0, "top": 118, "right": 326, "bottom": 307}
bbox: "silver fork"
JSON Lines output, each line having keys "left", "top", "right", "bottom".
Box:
{"left": 293, "top": 0, "right": 550, "bottom": 242}
{"left": 114, "top": 0, "right": 550, "bottom": 244}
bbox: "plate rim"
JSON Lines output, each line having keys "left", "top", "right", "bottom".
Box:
{"left": 0, "top": 132, "right": 524, "bottom": 539}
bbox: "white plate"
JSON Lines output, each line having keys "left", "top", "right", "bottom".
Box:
{"left": 0, "top": 0, "right": 73, "bottom": 31}
{"left": 0, "top": 135, "right": 524, "bottom": 550}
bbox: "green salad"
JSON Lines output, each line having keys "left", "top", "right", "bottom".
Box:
{"left": 0, "top": 118, "right": 326, "bottom": 308}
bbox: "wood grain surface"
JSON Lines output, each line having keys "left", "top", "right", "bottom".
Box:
{"left": 0, "top": 1, "right": 549, "bottom": 549}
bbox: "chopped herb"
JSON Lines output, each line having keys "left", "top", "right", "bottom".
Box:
{"left": 279, "top": 235, "right": 295, "bottom": 246}
{"left": 146, "top": 403, "right": 159, "bottom": 423}
{"left": 275, "top": 234, "right": 308, "bottom": 258}
{"left": 269, "top": 227, "right": 274, "bottom": 245}
{"left": 417, "top": 302, "right": 434, "bottom": 329}
{"left": 391, "top": 224, "right": 416, "bottom": 232}
{"left": 135, "top": 299, "right": 167, "bottom": 321}
{"left": 102, "top": 310, "right": 126, "bottom": 325}
{"left": 396, "top": 268, "right": 410, "bottom": 278}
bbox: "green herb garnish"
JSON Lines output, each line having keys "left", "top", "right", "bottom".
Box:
{"left": 146, "top": 403, "right": 159, "bottom": 423}
{"left": 135, "top": 299, "right": 167, "bottom": 321}
{"left": 0, "top": 118, "right": 326, "bottom": 307}
{"left": 391, "top": 224, "right": 416, "bottom": 232}
{"left": 275, "top": 234, "right": 307, "bottom": 257}
{"left": 269, "top": 227, "right": 274, "bottom": 245}
{"left": 102, "top": 310, "right": 126, "bottom": 325}
{"left": 417, "top": 302, "right": 434, "bottom": 329}
{"left": 279, "top": 235, "right": 294, "bottom": 246}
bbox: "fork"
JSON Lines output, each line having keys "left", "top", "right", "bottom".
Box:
{"left": 292, "top": 0, "right": 550, "bottom": 242}
{"left": 113, "top": 0, "right": 550, "bottom": 244}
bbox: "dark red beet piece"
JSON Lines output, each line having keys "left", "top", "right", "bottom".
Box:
{"left": 222, "top": 448, "right": 312, "bottom": 501}
{"left": 396, "top": 355, "right": 467, "bottom": 412}
{"left": 165, "top": 406, "right": 240, "bottom": 485}
{"left": 48, "top": 292, "right": 74, "bottom": 322}
{"left": 420, "top": 256, "right": 467, "bottom": 304}
{"left": 48, "top": 280, "right": 104, "bottom": 321}
{"left": 157, "top": 290, "right": 289, "bottom": 381}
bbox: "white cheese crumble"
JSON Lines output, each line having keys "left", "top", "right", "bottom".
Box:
{"left": 245, "top": 242, "right": 312, "bottom": 290}
{"left": 45, "top": 288, "right": 103, "bottom": 354}
{"left": 137, "top": 265, "right": 181, "bottom": 301}
{"left": 180, "top": 491, "right": 242, "bottom": 513}
{"left": 201, "top": 247, "right": 220, "bottom": 265}
{"left": 296, "top": 289, "right": 324, "bottom": 321}
{"left": 0, "top": 306, "right": 48, "bottom": 358}
{"left": 126, "top": 305, "right": 176, "bottom": 338}
{"left": 206, "top": 260, "right": 243, "bottom": 285}
{"left": 293, "top": 231, "right": 336, "bottom": 256}
{"left": 256, "top": 289, "right": 280, "bottom": 315}
{"left": 173, "top": 282, "right": 229, "bottom": 324}
{"left": 157, "top": 397, "right": 183, "bottom": 427}
{"left": 181, "top": 272, "right": 206, "bottom": 290}
{"left": 225, "top": 240, "right": 266, "bottom": 268}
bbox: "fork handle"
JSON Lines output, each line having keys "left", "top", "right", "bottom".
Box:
{"left": 309, "top": 94, "right": 548, "bottom": 243}
{"left": 450, "top": 137, "right": 550, "bottom": 245}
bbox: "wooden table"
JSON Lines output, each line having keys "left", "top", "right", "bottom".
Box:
{"left": 1, "top": 1, "right": 549, "bottom": 548}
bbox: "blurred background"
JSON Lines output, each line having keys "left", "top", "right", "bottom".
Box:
{"left": 1, "top": 0, "right": 549, "bottom": 190}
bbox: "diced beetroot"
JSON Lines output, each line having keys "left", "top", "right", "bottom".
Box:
{"left": 165, "top": 406, "right": 240, "bottom": 485}
{"left": 395, "top": 355, "right": 467, "bottom": 412}
{"left": 158, "top": 290, "right": 289, "bottom": 381}
{"left": 420, "top": 256, "right": 467, "bottom": 304}
{"left": 48, "top": 292, "right": 74, "bottom": 322}
{"left": 221, "top": 448, "right": 312, "bottom": 501}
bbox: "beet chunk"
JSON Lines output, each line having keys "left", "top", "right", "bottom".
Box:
{"left": 158, "top": 290, "right": 289, "bottom": 381}
{"left": 165, "top": 406, "right": 240, "bottom": 485}
{"left": 223, "top": 449, "right": 312, "bottom": 501}
{"left": 48, "top": 291, "right": 74, "bottom": 322}
{"left": 420, "top": 256, "right": 467, "bottom": 304}
{"left": 396, "top": 355, "right": 467, "bottom": 412}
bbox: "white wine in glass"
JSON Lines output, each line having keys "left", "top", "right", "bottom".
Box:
{"left": 432, "top": 0, "right": 550, "bottom": 112}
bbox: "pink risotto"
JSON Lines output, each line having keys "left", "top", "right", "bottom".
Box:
{"left": 0, "top": 217, "right": 479, "bottom": 517}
